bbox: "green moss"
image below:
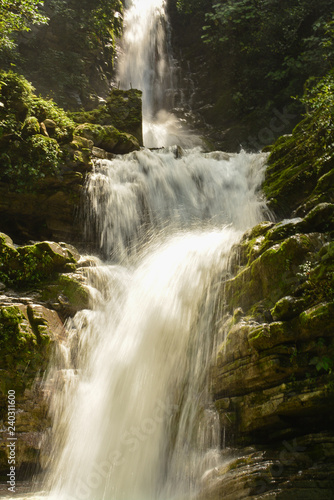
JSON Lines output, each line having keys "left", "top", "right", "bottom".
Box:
{"left": 0, "top": 70, "right": 79, "bottom": 191}
{"left": 0, "top": 71, "right": 33, "bottom": 123}
{"left": 263, "top": 75, "right": 334, "bottom": 217}
{"left": 40, "top": 274, "right": 90, "bottom": 314}
{"left": 302, "top": 203, "right": 334, "bottom": 233}
{"left": 271, "top": 296, "right": 306, "bottom": 321}
{"left": 22, "top": 116, "right": 40, "bottom": 136}
{"left": 248, "top": 322, "right": 294, "bottom": 351}
{"left": 57, "top": 275, "right": 90, "bottom": 307}
{"left": 30, "top": 96, "right": 75, "bottom": 143}
{"left": 225, "top": 234, "right": 323, "bottom": 313}
{"left": 0, "top": 304, "right": 56, "bottom": 397}
{"left": 0, "top": 237, "right": 78, "bottom": 288}
{"left": 74, "top": 122, "right": 140, "bottom": 154}
{"left": 298, "top": 302, "right": 334, "bottom": 341}
{"left": 0, "top": 306, "right": 36, "bottom": 378}
{"left": 71, "top": 88, "right": 143, "bottom": 145}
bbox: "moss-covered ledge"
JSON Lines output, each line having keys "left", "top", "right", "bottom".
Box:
{"left": 0, "top": 233, "right": 91, "bottom": 478}
{"left": 0, "top": 71, "right": 143, "bottom": 243}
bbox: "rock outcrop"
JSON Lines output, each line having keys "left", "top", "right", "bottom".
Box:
{"left": 208, "top": 109, "right": 334, "bottom": 498}
{"left": 0, "top": 71, "right": 142, "bottom": 244}
{"left": 0, "top": 234, "right": 90, "bottom": 478}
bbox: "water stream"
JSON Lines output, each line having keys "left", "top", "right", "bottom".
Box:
{"left": 117, "top": 0, "right": 200, "bottom": 148}
{"left": 39, "top": 148, "right": 266, "bottom": 500}
{"left": 2, "top": 1, "right": 270, "bottom": 499}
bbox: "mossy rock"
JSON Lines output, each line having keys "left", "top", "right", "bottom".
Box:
{"left": 75, "top": 123, "right": 140, "bottom": 154}
{"left": 263, "top": 104, "right": 334, "bottom": 218}
{"left": 0, "top": 236, "right": 79, "bottom": 288}
{"left": 0, "top": 71, "right": 33, "bottom": 123}
{"left": 0, "top": 305, "right": 41, "bottom": 394}
{"left": 247, "top": 321, "right": 295, "bottom": 352}
{"left": 0, "top": 71, "right": 78, "bottom": 191}
{"left": 71, "top": 88, "right": 143, "bottom": 145}
{"left": 70, "top": 135, "right": 94, "bottom": 150}
{"left": 22, "top": 116, "right": 40, "bottom": 137}
{"left": 225, "top": 233, "right": 324, "bottom": 313}
{"left": 0, "top": 232, "right": 20, "bottom": 279}
{"left": 297, "top": 302, "right": 334, "bottom": 342}
{"left": 301, "top": 203, "right": 334, "bottom": 233}
{"left": 271, "top": 295, "right": 307, "bottom": 321}
{"left": 40, "top": 273, "right": 90, "bottom": 316}
{"left": 229, "top": 221, "right": 275, "bottom": 270}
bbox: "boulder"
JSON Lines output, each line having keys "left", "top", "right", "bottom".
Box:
{"left": 75, "top": 123, "right": 140, "bottom": 154}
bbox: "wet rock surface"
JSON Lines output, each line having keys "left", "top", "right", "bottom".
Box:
{"left": 209, "top": 125, "right": 334, "bottom": 498}
{"left": 0, "top": 235, "right": 90, "bottom": 479}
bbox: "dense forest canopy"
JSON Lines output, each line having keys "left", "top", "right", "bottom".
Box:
{"left": 0, "top": 0, "right": 123, "bottom": 108}
{"left": 169, "top": 0, "right": 334, "bottom": 148}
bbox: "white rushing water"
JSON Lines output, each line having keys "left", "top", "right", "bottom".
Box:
{"left": 31, "top": 148, "right": 267, "bottom": 500}
{"left": 117, "top": 0, "right": 199, "bottom": 148}
{"left": 1, "top": 1, "right": 270, "bottom": 499}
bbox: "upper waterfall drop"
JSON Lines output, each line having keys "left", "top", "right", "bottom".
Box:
{"left": 117, "top": 0, "right": 201, "bottom": 148}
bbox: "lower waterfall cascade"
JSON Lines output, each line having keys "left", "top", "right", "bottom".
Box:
{"left": 19, "top": 148, "right": 268, "bottom": 500}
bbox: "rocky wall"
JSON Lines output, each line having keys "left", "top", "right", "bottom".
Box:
{"left": 207, "top": 120, "right": 334, "bottom": 498}
{"left": 0, "top": 234, "right": 91, "bottom": 479}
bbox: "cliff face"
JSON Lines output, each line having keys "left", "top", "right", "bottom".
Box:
{"left": 0, "top": 72, "right": 142, "bottom": 245}
{"left": 0, "top": 72, "right": 142, "bottom": 479}
{"left": 0, "top": 235, "right": 90, "bottom": 478}
{"left": 207, "top": 105, "right": 334, "bottom": 498}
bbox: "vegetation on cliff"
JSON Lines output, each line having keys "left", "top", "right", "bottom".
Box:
{"left": 168, "top": 0, "right": 334, "bottom": 150}
{"left": 0, "top": 0, "right": 48, "bottom": 51}
{"left": 0, "top": 233, "right": 91, "bottom": 476}
{"left": 208, "top": 65, "right": 334, "bottom": 499}
{"left": 0, "top": 70, "right": 75, "bottom": 190}
{"left": 263, "top": 69, "right": 334, "bottom": 216}
{"left": 0, "top": 0, "right": 123, "bottom": 108}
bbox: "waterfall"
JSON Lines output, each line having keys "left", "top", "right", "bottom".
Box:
{"left": 39, "top": 149, "right": 267, "bottom": 500}
{"left": 84, "top": 148, "right": 267, "bottom": 261}
{"left": 116, "top": 0, "right": 200, "bottom": 148}
{"left": 8, "top": 1, "right": 270, "bottom": 499}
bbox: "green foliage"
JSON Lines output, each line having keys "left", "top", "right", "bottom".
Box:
{"left": 298, "top": 70, "right": 334, "bottom": 154}
{"left": 201, "top": 0, "right": 334, "bottom": 110}
{"left": 264, "top": 69, "right": 334, "bottom": 213}
{"left": 0, "top": 0, "right": 48, "bottom": 51}
{"left": 171, "top": 0, "right": 334, "bottom": 143}
{"left": 309, "top": 355, "right": 333, "bottom": 373}
{"left": 30, "top": 97, "right": 75, "bottom": 142}
{"left": 0, "top": 70, "right": 76, "bottom": 190}
{"left": 0, "top": 0, "right": 124, "bottom": 109}
{"left": 176, "top": 0, "right": 209, "bottom": 15}
{"left": 48, "top": 0, "right": 123, "bottom": 48}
